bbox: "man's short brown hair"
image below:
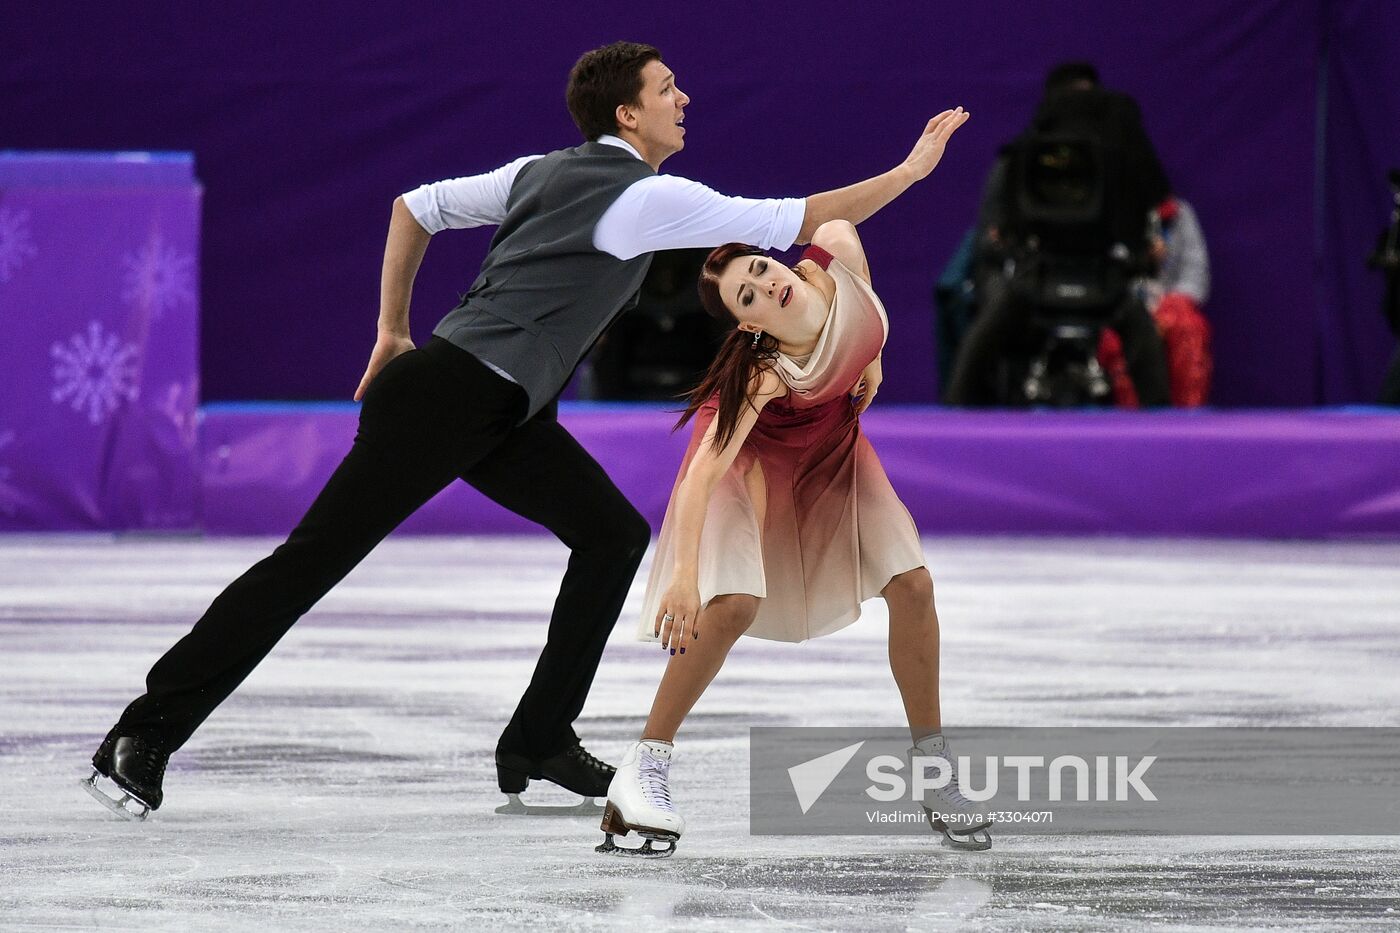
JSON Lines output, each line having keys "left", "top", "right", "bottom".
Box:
{"left": 566, "top": 42, "right": 662, "bottom": 141}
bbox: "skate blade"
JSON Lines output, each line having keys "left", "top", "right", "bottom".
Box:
{"left": 938, "top": 828, "right": 992, "bottom": 852}
{"left": 926, "top": 810, "right": 991, "bottom": 851}
{"left": 80, "top": 771, "right": 151, "bottom": 822}
{"left": 495, "top": 792, "right": 604, "bottom": 817}
{"left": 595, "top": 831, "right": 677, "bottom": 859}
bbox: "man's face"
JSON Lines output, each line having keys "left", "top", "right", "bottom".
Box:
{"left": 622, "top": 60, "right": 689, "bottom": 162}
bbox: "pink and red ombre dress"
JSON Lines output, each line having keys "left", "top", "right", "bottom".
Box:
{"left": 638, "top": 246, "right": 926, "bottom": 643}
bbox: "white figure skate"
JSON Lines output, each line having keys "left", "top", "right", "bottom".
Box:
{"left": 910, "top": 733, "right": 993, "bottom": 851}
{"left": 596, "top": 740, "right": 684, "bottom": 858}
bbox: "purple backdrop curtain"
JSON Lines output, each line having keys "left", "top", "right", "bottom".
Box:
{"left": 1, "top": 1, "right": 1396, "bottom": 406}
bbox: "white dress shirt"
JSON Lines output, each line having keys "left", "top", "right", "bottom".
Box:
{"left": 402, "top": 135, "right": 806, "bottom": 259}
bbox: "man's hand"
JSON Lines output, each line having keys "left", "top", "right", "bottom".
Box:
{"left": 902, "top": 107, "right": 971, "bottom": 181}
{"left": 850, "top": 354, "right": 883, "bottom": 415}
{"left": 354, "top": 332, "right": 416, "bottom": 401}
{"left": 850, "top": 369, "right": 882, "bottom": 415}
{"left": 796, "top": 108, "right": 971, "bottom": 242}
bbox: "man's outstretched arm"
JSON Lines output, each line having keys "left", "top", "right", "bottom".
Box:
{"left": 595, "top": 108, "right": 970, "bottom": 260}
{"left": 796, "top": 107, "right": 969, "bottom": 243}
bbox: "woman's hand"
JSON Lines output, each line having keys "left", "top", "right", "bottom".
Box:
{"left": 902, "top": 108, "right": 971, "bottom": 181}
{"left": 655, "top": 578, "right": 702, "bottom": 654}
{"left": 354, "top": 331, "right": 416, "bottom": 401}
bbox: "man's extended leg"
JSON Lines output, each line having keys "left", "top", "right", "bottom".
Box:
{"left": 113, "top": 345, "right": 524, "bottom": 753}
{"left": 461, "top": 412, "right": 650, "bottom": 764}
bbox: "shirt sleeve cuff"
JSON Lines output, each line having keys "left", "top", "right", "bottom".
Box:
{"left": 401, "top": 185, "right": 442, "bottom": 235}
{"left": 770, "top": 197, "right": 806, "bottom": 250}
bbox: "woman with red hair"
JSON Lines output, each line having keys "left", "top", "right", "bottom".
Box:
{"left": 598, "top": 212, "right": 991, "bottom": 857}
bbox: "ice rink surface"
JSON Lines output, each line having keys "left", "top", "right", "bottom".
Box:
{"left": 3, "top": 535, "right": 1399, "bottom": 931}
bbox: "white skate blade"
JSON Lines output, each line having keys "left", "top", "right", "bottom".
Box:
{"left": 939, "top": 827, "right": 992, "bottom": 852}
{"left": 80, "top": 771, "right": 151, "bottom": 822}
{"left": 933, "top": 820, "right": 992, "bottom": 852}
{"left": 924, "top": 808, "right": 991, "bottom": 851}
{"left": 494, "top": 792, "right": 603, "bottom": 817}
{"left": 595, "top": 832, "right": 677, "bottom": 859}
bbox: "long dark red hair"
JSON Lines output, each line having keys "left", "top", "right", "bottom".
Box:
{"left": 677, "top": 243, "right": 782, "bottom": 452}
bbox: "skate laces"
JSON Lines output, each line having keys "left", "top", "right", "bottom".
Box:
{"left": 126, "top": 737, "right": 167, "bottom": 783}
{"left": 936, "top": 757, "right": 975, "bottom": 808}
{"left": 916, "top": 749, "right": 974, "bottom": 809}
{"left": 638, "top": 750, "right": 675, "bottom": 813}
{"left": 567, "top": 743, "right": 610, "bottom": 774}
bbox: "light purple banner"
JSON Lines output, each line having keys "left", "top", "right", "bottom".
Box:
{"left": 0, "top": 153, "right": 202, "bottom": 530}
{"left": 201, "top": 404, "right": 1400, "bottom": 539}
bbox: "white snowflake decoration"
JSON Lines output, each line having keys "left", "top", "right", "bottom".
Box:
{"left": 51, "top": 321, "right": 141, "bottom": 425}
{"left": 0, "top": 207, "right": 38, "bottom": 284}
{"left": 122, "top": 232, "right": 194, "bottom": 318}
{"left": 0, "top": 429, "right": 16, "bottom": 516}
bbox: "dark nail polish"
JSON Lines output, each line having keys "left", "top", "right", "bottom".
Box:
{"left": 679, "top": 647, "right": 686, "bottom": 655}
{"left": 669, "top": 648, "right": 675, "bottom": 655}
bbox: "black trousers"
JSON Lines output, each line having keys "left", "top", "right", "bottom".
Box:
{"left": 116, "top": 338, "right": 650, "bottom": 759}
{"left": 944, "top": 275, "right": 1170, "bottom": 407}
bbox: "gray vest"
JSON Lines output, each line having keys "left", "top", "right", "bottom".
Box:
{"left": 432, "top": 142, "right": 656, "bottom": 419}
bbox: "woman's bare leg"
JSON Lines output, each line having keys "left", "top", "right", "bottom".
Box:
{"left": 641, "top": 594, "right": 759, "bottom": 743}
{"left": 884, "top": 567, "right": 941, "bottom": 740}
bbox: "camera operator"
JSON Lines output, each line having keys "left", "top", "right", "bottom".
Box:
{"left": 944, "top": 63, "right": 1170, "bottom": 407}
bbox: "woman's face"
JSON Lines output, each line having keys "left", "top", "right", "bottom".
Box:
{"left": 716, "top": 254, "right": 805, "bottom": 331}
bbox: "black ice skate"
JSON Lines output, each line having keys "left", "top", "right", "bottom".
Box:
{"left": 81, "top": 732, "right": 168, "bottom": 822}
{"left": 494, "top": 741, "right": 613, "bottom": 815}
